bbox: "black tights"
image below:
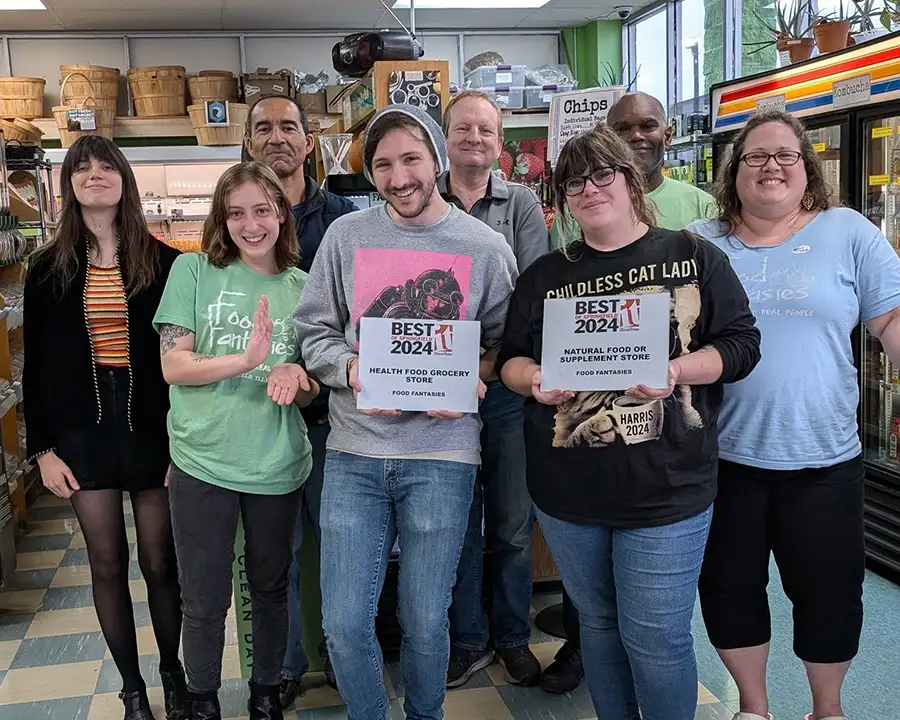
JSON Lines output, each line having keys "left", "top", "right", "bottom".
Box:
{"left": 71, "top": 487, "right": 182, "bottom": 693}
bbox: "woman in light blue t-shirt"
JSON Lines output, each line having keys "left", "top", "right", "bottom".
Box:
{"left": 688, "top": 110, "right": 900, "bottom": 720}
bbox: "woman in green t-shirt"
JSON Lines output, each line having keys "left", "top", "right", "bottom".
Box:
{"left": 153, "top": 162, "right": 318, "bottom": 720}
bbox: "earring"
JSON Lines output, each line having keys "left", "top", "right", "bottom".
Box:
{"left": 801, "top": 190, "right": 815, "bottom": 211}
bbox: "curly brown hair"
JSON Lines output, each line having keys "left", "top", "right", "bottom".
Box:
{"left": 201, "top": 162, "right": 299, "bottom": 272}
{"left": 552, "top": 124, "right": 657, "bottom": 245}
{"left": 712, "top": 110, "right": 835, "bottom": 235}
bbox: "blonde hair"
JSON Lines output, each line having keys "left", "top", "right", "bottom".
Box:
{"left": 442, "top": 89, "right": 504, "bottom": 137}
{"left": 202, "top": 162, "right": 299, "bottom": 272}
{"left": 552, "top": 124, "right": 656, "bottom": 256}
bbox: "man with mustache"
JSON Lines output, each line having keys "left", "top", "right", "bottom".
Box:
{"left": 437, "top": 90, "right": 549, "bottom": 690}
{"left": 544, "top": 91, "right": 716, "bottom": 694}
{"left": 293, "top": 103, "right": 517, "bottom": 720}
{"left": 245, "top": 94, "right": 357, "bottom": 709}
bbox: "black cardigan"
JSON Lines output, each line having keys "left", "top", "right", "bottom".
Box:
{"left": 23, "top": 238, "right": 181, "bottom": 462}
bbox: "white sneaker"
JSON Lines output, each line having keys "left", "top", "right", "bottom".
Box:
{"left": 732, "top": 714, "right": 773, "bottom": 720}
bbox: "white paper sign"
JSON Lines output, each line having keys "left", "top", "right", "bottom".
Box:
{"left": 357, "top": 317, "right": 481, "bottom": 413}
{"left": 548, "top": 86, "right": 625, "bottom": 167}
{"left": 540, "top": 294, "right": 671, "bottom": 392}
{"left": 65, "top": 108, "right": 96, "bottom": 131}
{"left": 833, "top": 74, "right": 871, "bottom": 110}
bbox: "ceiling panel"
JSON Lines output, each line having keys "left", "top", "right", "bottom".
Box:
{"left": 0, "top": 0, "right": 661, "bottom": 31}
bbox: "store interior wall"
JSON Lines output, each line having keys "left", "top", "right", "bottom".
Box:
{"left": 562, "top": 20, "right": 623, "bottom": 89}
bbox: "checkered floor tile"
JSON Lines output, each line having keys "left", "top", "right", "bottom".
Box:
{"left": 0, "top": 491, "right": 734, "bottom": 719}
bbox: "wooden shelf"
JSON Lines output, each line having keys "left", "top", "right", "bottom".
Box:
{"left": 30, "top": 113, "right": 341, "bottom": 141}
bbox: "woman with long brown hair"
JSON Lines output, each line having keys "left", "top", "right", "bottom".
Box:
{"left": 23, "top": 135, "right": 187, "bottom": 720}
{"left": 497, "top": 124, "right": 760, "bottom": 719}
{"left": 689, "top": 110, "right": 900, "bottom": 720}
{"left": 153, "top": 162, "right": 317, "bottom": 720}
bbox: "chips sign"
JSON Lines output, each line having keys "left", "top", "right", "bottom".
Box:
{"left": 548, "top": 86, "right": 626, "bottom": 167}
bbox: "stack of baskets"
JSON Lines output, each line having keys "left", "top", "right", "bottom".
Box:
{"left": 0, "top": 77, "right": 46, "bottom": 119}
{"left": 186, "top": 70, "right": 247, "bottom": 147}
{"left": 0, "top": 118, "right": 43, "bottom": 146}
{"left": 128, "top": 66, "right": 187, "bottom": 117}
{"left": 52, "top": 64, "right": 119, "bottom": 147}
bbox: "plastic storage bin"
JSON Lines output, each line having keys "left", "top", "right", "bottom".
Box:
{"left": 525, "top": 83, "right": 575, "bottom": 109}
{"left": 465, "top": 64, "right": 527, "bottom": 89}
{"left": 483, "top": 85, "right": 525, "bottom": 110}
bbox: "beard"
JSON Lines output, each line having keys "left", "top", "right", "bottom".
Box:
{"left": 386, "top": 175, "right": 437, "bottom": 219}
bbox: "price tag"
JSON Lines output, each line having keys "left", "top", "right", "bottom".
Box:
{"left": 872, "top": 126, "right": 894, "bottom": 138}
{"left": 869, "top": 174, "right": 891, "bottom": 186}
{"left": 812, "top": 142, "right": 826, "bottom": 152}
{"left": 496, "top": 72, "right": 513, "bottom": 84}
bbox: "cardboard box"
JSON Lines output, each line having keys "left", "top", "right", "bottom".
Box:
{"left": 299, "top": 92, "right": 327, "bottom": 115}
{"left": 242, "top": 68, "right": 294, "bottom": 103}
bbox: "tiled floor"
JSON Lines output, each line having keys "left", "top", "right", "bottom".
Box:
{"left": 0, "top": 492, "right": 738, "bottom": 719}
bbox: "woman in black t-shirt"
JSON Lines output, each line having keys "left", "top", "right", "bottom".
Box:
{"left": 497, "top": 125, "right": 761, "bottom": 720}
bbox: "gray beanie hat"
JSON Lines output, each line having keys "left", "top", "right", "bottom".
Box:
{"left": 362, "top": 103, "right": 448, "bottom": 184}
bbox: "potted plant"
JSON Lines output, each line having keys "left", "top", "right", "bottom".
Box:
{"left": 850, "top": 0, "right": 888, "bottom": 43}
{"left": 882, "top": 0, "right": 900, "bottom": 30}
{"left": 812, "top": 0, "right": 856, "bottom": 53}
{"left": 744, "top": 0, "right": 816, "bottom": 65}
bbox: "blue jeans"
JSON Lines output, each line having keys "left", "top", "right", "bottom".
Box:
{"left": 449, "top": 381, "right": 532, "bottom": 651}
{"left": 535, "top": 505, "right": 712, "bottom": 720}
{"left": 282, "top": 423, "right": 329, "bottom": 680}
{"left": 320, "top": 451, "right": 476, "bottom": 720}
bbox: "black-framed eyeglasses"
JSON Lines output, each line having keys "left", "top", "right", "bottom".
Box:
{"left": 739, "top": 150, "right": 802, "bottom": 168}
{"left": 561, "top": 167, "right": 618, "bottom": 196}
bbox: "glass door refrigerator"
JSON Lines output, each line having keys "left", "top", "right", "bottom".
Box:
{"left": 709, "top": 32, "right": 900, "bottom": 574}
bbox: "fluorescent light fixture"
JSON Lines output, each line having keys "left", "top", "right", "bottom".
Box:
{"left": 0, "top": 0, "right": 46, "bottom": 8}
{"left": 393, "top": 0, "right": 549, "bottom": 8}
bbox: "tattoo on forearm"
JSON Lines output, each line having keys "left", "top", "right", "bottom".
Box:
{"left": 190, "top": 353, "right": 214, "bottom": 363}
{"left": 159, "top": 324, "right": 191, "bottom": 355}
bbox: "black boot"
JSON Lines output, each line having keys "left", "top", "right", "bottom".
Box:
{"left": 189, "top": 693, "right": 221, "bottom": 720}
{"left": 248, "top": 681, "right": 283, "bottom": 720}
{"left": 159, "top": 665, "right": 190, "bottom": 720}
{"left": 120, "top": 689, "right": 156, "bottom": 720}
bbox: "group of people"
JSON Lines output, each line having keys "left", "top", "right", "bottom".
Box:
{"left": 22, "top": 85, "right": 900, "bottom": 720}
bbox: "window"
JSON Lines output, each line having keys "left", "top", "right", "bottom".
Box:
{"left": 678, "top": 0, "right": 724, "bottom": 104}
{"left": 634, "top": 10, "right": 668, "bottom": 108}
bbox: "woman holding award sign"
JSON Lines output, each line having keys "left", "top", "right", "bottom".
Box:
{"left": 689, "top": 111, "right": 900, "bottom": 720}
{"left": 497, "top": 124, "right": 761, "bottom": 720}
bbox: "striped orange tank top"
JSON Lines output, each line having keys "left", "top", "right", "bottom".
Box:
{"left": 86, "top": 265, "right": 129, "bottom": 367}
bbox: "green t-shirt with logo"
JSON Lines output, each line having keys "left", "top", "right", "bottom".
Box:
{"left": 550, "top": 176, "right": 717, "bottom": 248}
{"left": 153, "top": 253, "right": 312, "bottom": 495}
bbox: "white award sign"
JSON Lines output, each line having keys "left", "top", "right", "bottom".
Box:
{"left": 357, "top": 317, "right": 482, "bottom": 413}
{"left": 540, "top": 293, "right": 670, "bottom": 392}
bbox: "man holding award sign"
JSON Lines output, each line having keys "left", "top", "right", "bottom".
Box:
{"left": 497, "top": 125, "right": 760, "bottom": 720}
{"left": 293, "top": 104, "right": 517, "bottom": 720}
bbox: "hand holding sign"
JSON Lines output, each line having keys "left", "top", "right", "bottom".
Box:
{"left": 349, "top": 357, "right": 402, "bottom": 417}
{"left": 627, "top": 360, "right": 681, "bottom": 401}
{"left": 532, "top": 369, "right": 574, "bottom": 406}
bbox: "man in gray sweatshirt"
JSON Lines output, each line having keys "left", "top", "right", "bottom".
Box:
{"left": 293, "top": 103, "right": 517, "bottom": 720}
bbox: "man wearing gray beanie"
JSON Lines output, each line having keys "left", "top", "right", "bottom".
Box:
{"left": 293, "top": 103, "right": 518, "bottom": 720}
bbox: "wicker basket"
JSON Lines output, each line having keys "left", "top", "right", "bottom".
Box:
{"left": 0, "top": 77, "right": 46, "bottom": 119}
{"left": 60, "top": 65, "right": 120, "bottom": 111}
{"left": 52, "top": 103, "right": 115, "bottom": 148}
{"left": 188, "top": 71, "right": 239, "bottom": 105}
{"left": 0, "top": 117, "right": 41, "bottom": 146}
{"left": 128, "top": 66, "right": 187, "bottom": 117}
{"left": 188, "top": 102, "right": 249, "bottom": 146}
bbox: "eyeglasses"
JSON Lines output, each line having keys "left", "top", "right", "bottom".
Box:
{"left": 561, "top": 167, "right": 618, "bottom": 196}
{"left": 740, "top": 150, "right": 802, "bottom": 168}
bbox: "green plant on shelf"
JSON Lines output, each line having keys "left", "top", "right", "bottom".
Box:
{"left": 850, "top": 0, "right": 883, "bottom": 32}
{"left": 595, "top": 60, "right": 639, "bottom": 91}
{"left": 882, "top": 0, "right": 900, "bottom": 29}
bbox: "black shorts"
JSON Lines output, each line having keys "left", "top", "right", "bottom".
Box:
{"left": 55, "top": 365, "right": 169, "bottom": 493}
{"left": 698, "top": 455, "right": 864, "bottom": 664}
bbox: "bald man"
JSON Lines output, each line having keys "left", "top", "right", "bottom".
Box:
{"left": 541, "top": 92, "right": 715, "bottom": 695}
{"left": 549, "top": 91, "right": 715, "bottom": 249}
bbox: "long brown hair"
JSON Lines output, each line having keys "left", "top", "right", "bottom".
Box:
{"left": 30, "top": 135, "right": 159, "bottom": 296}
{"left": 552, "top": 124, "right": 657, "bottom": 244}
{"left": 202, "top": 162, "right": 299, "bottom": 272}
{"left": 712, "top": 110, "right": 835, "bottom": 235}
